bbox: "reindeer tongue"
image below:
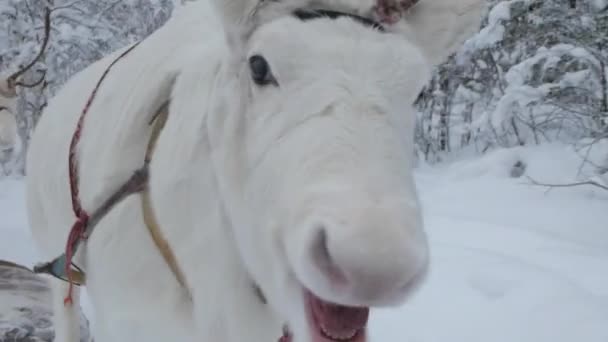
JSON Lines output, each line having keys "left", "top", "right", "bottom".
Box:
{"left": 306, "top": 291, "right": 368, "bottom": 342}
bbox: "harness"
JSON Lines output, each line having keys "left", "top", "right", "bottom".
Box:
{"left": 33, "top": 41, "right": 190, "bottom": 303}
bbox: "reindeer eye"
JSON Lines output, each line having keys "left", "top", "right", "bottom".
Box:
{"left": 249, "top": 55, "right": 277, "bottom": 86}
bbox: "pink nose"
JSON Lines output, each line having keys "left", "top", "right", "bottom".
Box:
{"left": 304, "top": 209, "right": 429, "bottom": 305}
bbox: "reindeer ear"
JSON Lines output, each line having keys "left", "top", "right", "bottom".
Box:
{"left": 210, "top": 0, "right": 265, "bottom": 52}
{"left": 210, "top": 0, "right": 260, "bottom": 30}
{"left": 391, "top": 0, "right": 487, "bottom": 66}
{"left": 210, "top": 0, "right": 305, "bottom": 53}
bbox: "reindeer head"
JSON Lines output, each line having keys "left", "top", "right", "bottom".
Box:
{"left": 203, "top": 0, "right": 487, "bottom": 341}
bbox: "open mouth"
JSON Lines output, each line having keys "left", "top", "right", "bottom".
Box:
{"left": 305, "top": 290, "right": 369, "bottom": 342}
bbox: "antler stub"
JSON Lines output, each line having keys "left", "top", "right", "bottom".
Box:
{"left": 374, "top": 0, "right": 419, "bottom": 24}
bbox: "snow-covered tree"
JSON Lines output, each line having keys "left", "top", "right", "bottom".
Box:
{"left": 2, "top": 0, "right": 607, "bottom": 178}
{"left": 415, "top": 0, "right": 608, "bottom": 166}
{"left": 0, "top": 0, "right": 173, "bottom": 175}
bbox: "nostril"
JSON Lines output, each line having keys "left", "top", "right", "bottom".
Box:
{"left": 313, "top": 227, "right": 331, "bottom": 266}
{"left": 311, "top": 225, "right": 348, "bottom": 288}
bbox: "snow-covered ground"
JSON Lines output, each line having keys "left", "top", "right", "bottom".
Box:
{"left": 1, "top": 143, "right": 607, "bottom": 341}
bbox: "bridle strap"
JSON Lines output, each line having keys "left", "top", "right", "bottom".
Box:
{"left": 292, "top": 8, "right": 386, "bottom": 31}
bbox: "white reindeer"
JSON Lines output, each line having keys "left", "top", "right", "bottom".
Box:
{"left": 25, "top": 0, "right": 486, "bottom": 341}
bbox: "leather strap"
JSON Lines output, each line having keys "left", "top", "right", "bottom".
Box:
{"left": 141, "top": 101, "right": 191, "bottom": 297}
{"left": 33, "top": 100, "right": 192, "bottom": 302}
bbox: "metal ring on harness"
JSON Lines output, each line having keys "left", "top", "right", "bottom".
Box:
{"left": 33, "top": 254, "right": 86, "bottom": 286}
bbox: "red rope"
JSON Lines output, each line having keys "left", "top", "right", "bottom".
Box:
{"left": 63, "top": 41, "right": 141, "bottom": 306}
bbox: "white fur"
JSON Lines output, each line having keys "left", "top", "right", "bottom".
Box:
{"left": 25, "top": 1, "right": 486, "bottom": 341}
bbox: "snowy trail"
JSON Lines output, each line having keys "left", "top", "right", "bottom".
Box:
{"left": 367, "top": 145, "right": 608, "bottom": 342}
{"left": 0, "top": 179, "right": 39, "bottom": 267}
{"left": 2, "top": 144, "right": 608, "bottom": 341}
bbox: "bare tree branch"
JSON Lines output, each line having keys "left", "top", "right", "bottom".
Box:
{"left": 6, "top": 6, "right": 51, "bottom": 90}
{"left": 526, "top": 176, "right": 608, "bottom": 192}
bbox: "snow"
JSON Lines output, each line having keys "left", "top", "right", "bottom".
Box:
{"left": 591, "top": 0, "right": 608, "bottom": 11}
{"left": 485, "top": 41, "right": 604, "bottom": 137}
{"left": 458, "top": 0, "right": 515, "bottom": 55}
{"left": 0, "top": 260, "right": 56, "bottom": 342}
{"left": 0, "top": 178, "right": 38, "bottom": 267}
{"left": 1, "top": 143, "right": 608, "bottom": 341}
